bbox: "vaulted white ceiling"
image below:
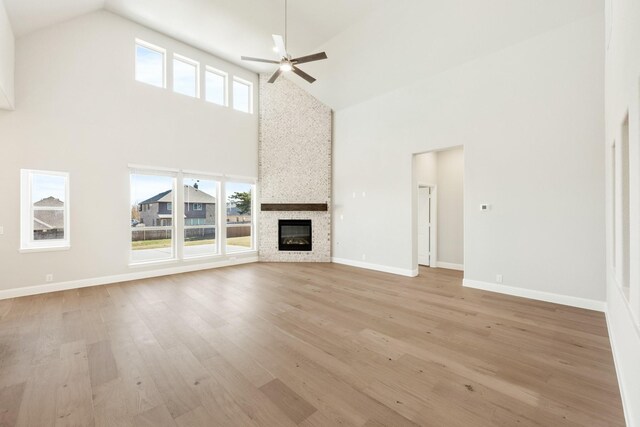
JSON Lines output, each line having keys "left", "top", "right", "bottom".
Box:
{"left": 2, "top": 0, "right": 602, "bottom": 110}
{"left": 3, "top": 0, "right": 381, "bottom": 73}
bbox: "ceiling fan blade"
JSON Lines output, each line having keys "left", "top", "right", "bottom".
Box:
{"left": 272, "top": 34, "right": 287, "bottom": 58}
{"left": 292, "top": 52, "right": 328, "bottom": 65}
{"left": 268, "top": 68, "right": 284, "bottom": 84}
{"left": 241, "top": 56, "right": 280, "bottom": 64}
{"left": 292, "top": 66, "right": 316, "bottom": 83}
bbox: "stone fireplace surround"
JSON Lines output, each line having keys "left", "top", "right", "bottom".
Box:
{"left": 258, "top": 75, "right": 332, "bottom": 262}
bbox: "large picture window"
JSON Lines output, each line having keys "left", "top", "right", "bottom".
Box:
{"left": 20, "top": 170, "right": 70, "bottom": 252}
{"left": 130, "top": 171, "right": 176, "bottom": 263}
{"left": 129, "top": 168, "right": 255, "bottom": 263}
{"left": 226, "top": 181, "right": 255, "bottom": 253}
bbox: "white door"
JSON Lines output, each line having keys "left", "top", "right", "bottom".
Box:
{"left": 418, "top": 187, "right": 431, "bottom": 266}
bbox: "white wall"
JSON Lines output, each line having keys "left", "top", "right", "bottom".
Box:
{"left": 605, "top": 0, "right": 640, "bottom": 424}
{"left": 0, "top": 10, "right": 259, "bottom": 293}
{"left": 414, "top": 148, "right": 464, "bottom": 268}
{"left": 415, "top": 152, "right": 437, "bottom": 185}
{"left": 436, "top": 148, "right": 464, "bottom": 267}
{"left": 333, "top": 12, "right": 605, "bottom": 304}
{"left": 0, "top": 0, "right": 14, "bottom": 109}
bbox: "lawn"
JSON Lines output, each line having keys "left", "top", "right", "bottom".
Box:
{"left": 131, "top": 236, "right": 251, "bottom": 250}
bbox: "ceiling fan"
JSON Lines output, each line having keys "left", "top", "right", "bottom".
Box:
{"left": 241, "top": 0, "right": 327, "bottom": 84}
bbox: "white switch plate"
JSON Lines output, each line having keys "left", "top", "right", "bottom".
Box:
{"left": 496, "top": 274, "right": 503, "bottom": 284}
{"left": 45, "top": 274, "right": 53, "bottom": 283}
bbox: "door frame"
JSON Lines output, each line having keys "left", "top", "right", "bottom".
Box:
{"left": 418, "top": 183, "right": 437, "bottom": 268}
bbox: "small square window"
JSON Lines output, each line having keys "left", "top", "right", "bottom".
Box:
{"left": 173, "top": 55, "right": 199, "bottom": 98}
{"left": 233, "top": 77, "right": 253, "bottom": 113}
{"left": 135, "top": 40, "right": 165, "bottom": 88}
{"left": 194, "top": 203, "right": 203, "bottom": 211}
{"left": 206, "top": 67, "right": 227, "bottom": 106}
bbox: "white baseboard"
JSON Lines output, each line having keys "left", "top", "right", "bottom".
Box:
{"left": 331, "top": 257, "right": 418, "bottom": 277}
{"left": 0, "top": 256, "right": 259, "bottom": 300}
{"left": 436, "top": 262, "right": 464, "bottom": 271}
{"left": 462, "top": 279, "right": 606, "bottom": 312}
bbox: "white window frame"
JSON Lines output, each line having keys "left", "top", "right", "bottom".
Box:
{"left": 205, "top": 66, "right": 228, "bottom": 106}
{"left": 20, "top": 169, "right": 70, "bottom": 253}
{"left": 135, "top": 39, "right": 166, "bottom": 89}
{"left": 232, "top": 76, "right": 253, "bottom": 114}
{"left": 173, "top": 54, "right": 200, "bottom": 98}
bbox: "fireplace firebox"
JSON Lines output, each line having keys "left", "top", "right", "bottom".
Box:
{"left": 278, "top": 219, "right": 312, "bottom": 251}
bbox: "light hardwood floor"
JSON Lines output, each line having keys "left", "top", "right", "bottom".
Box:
{"left": 0, "top": 263, "right": 624, "bottom": 426}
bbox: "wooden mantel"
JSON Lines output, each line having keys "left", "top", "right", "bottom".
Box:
{"left": 260, "top": 203, "right": 328, "bottom": 212}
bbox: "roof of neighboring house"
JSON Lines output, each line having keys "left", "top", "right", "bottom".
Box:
{"left": 33, "top": 210, "right": 64, "bottom": 231}
{"left": 34, "top": 196, "right": 64, "bottom": 207}
{"left": 32, "top": 197, "right": 65, "bottom": 231}
{"left": 139, "top": 186, "right": 216, "bottom": 205}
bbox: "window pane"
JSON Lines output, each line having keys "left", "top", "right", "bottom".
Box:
{"left": 226, "top": 182, "right": 253, "bottom": 252}
{"left": 136, "top": 44, "right": 164, "bottom": 88}
{"left": 174, "top": 57, "right": 198, "bottom": 98}
{"left": 31, "top": 173, "right": 65, "bottom": 204}
{"left": 31, "top": 173, "right": 66, "bottom": 242}
{"left": 184, "top": 178, "right": 218, "bottom": 258}
{"left": 34, "top": 209, "right": 64, "bottom": 240}
{"left": 131, "top": 173, "right": 175, "bottom": 263}
{"left": 233, "top": 80, "right": 251, "bottom": 113}
{"left": 206, "top": 70, "right": 226, "bottom": 106}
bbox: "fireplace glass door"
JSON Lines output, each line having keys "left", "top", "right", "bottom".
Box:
{"left": 278, "top": 220, "right": 312, "bottom": 251}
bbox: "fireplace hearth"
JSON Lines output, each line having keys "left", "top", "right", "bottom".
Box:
{"left": 278, "top": 219, "right": 312, "bottom": 251}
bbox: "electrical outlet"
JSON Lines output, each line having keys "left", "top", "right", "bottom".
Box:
{"left": 496, "top": 274, "right": 503, "bottom": 284}
{"left": 45, "top": 274, "right": 53, "bottom": 283}
{"left": 362, "top": 254, "right": 366, "bottom": 261}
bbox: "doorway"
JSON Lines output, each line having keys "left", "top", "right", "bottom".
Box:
{"left": 412, "top": 146, "right": 464, "bottom": 273}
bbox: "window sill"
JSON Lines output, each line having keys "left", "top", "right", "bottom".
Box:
{"left": 226, "top": 249, "right": 257, "bottom": 256}
{"left": 19, "top": 245, "right": 70, "bottom": 254}
{"left": 183, "top": 254, "right": 223, "bottom": 261}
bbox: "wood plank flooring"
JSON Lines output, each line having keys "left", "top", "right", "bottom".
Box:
{"left": 0, "top": 263, "right": 625, "bottom": 426}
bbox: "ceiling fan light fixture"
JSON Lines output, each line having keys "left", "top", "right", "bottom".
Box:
{"left": 280, "top": 62, "right": 293, "bottom": 72}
